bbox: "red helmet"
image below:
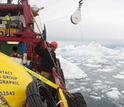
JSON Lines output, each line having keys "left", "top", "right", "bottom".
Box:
{"left": 50, "top": 41, "right": 58, "bottom": 48}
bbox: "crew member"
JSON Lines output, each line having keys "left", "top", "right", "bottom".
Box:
{"left": 4, "top": 13, "right": 11, "bottom": 36}
{"left": 34, "top": 38, "right": 58, "bottom": 90}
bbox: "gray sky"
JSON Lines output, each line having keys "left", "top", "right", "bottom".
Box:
{"left": 11, "top": 0, "right": 124, "bottom": 42}
{"left": 39, "top": 0, "right": 124, "bottom": 42}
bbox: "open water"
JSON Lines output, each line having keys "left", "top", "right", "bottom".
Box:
{"left": 57, "top": 41, "right": 124, "bottom": 107}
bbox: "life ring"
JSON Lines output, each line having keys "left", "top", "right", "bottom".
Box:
{"left": 10, "top": 52, "right": 22, "bottom": 58}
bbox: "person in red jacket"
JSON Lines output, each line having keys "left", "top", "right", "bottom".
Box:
{"left": 34, "top": 38, "right": 58, "bottom": 89}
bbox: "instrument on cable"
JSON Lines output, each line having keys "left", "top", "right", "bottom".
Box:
{"left": 71, "top": 0, "right": 83, "bottom": 25}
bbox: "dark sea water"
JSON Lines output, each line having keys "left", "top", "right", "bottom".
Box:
{"left": 58, "top": 41, "right": 124, "bottom": 107}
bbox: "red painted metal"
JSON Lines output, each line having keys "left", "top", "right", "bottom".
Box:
{"left": 0, "top": 4, "right": 23, "bottom": 11}
{"left": 0, "top": 31, "right": 41, "bottom": 43}
{"left": 52, "top": 68, "right": 66, "bottom": 107}
{"left": 0, "top": 36, "right": 40, "bottom": 43}
{"left": 0, "top": 0, "right": 41, "bottom": 72}
{"left": 0, "top": 0, "right": 41, "bottom": 43}
{"left": 22, "top": 0, "right": 32, "bottom": 26}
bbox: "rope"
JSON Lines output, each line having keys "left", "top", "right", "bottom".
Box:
{"left": 31, "top": 6, "right": 68, "bottom": 98}
{"left": 24, "top": 79, "right": 57, "bottom": 107}
{"left": 31, "top": 11, "right": 57, "bottom": 68}
{"left": 25, "top": 67, "right": 68, "bottom": 107}
{"left": 31, "top": 10, "right": 58, "bottom": 72}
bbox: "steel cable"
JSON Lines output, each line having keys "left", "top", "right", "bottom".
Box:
{"left": 23, "top": 79, "right": 57, "bottom": 107}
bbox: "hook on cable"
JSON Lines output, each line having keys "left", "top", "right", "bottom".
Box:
{"left": 70, "top": 0, "right": 83, "bottom": 25}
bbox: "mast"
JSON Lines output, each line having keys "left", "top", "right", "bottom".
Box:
{"left": 22, "top": 0, "right": 33, "bottom": 32}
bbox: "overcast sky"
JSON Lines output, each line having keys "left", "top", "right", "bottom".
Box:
{"left": 10, "top": 0, "right": 124, "bottom": 42}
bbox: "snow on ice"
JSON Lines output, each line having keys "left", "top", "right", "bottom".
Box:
{"left": 57, "top": 41, "right": 124, "bottom": 107}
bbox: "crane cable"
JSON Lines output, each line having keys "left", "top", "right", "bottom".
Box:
{"left": 31, "top": 11, "right": 57, "bottom": 70}
{"left": 31, "top": 11, "right": 68, "bottom": 106}
{"left": 31, "top": 11, "right": 66, "bottom": 87}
